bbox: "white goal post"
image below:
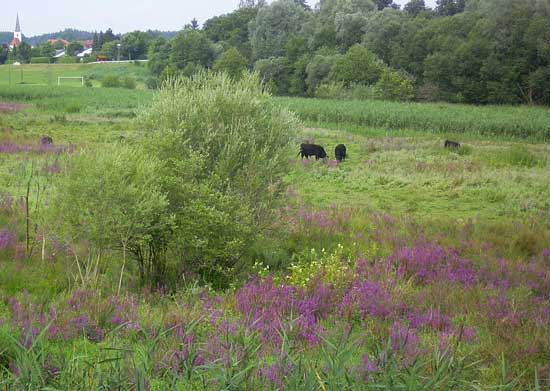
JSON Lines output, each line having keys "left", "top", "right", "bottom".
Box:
{"left": 57, "top": 76, "right": 85, "bottom": 87}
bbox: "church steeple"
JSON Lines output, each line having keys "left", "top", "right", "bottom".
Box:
{"left": 10, "top": 13, "right": 22, "bottom": 49}
{"left": 15, "top": 14, "right": 21, "bottom": 33}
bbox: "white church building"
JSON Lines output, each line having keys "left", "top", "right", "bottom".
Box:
{"left": 9, "top": 14, "right": 23, "bottom": 49}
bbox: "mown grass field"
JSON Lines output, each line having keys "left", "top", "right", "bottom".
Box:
{"left": 0, "top": 62, "right": 151, "bottom": 88}
{"left": 0, "top": 80, "right": 549, "bottom": 389}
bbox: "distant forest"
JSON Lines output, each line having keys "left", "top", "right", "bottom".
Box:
{"left": 144, "top": 0, "right": 550, "bottom": 105}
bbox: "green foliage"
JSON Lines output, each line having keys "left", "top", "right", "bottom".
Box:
{"left": 334, "top": 12, "right": 368, "bottom": 51}
{"left": 169, "top": 30, "right": 215, "bottom": 70}
{"left": 501, "top": 145, "right": 541, "bottom": 168}
{"left": 101, "top": 74, "right": 121, "bottom": 88}
{"left": 17, "top": 42, "right": 32, "bottom": 64}
{"left": 374, "top": 68, "right": 415, "bottom": 101}
{"left": 529, "top": 67, "right": 550, "bottom": 105}
{"left": 139, "top": 71, "right": 298, "bottom": 284}
{"left": 30, "top": 57, "right": 52, "bottom": 64}
{"left": 404, "top": 0, "right": 427, "bottom": 16}
{"left": 180, "top": 62, "right": 205, "bottom": 78}
{"left": 121, "top": 76, "right": 137, "bottom": 90}
{"left": 319, "top": 0, "right": 376, "bottom": 18}
{"left": 249, "top": 0, "right": 309, "bottom": 59}
{"left": 42, "top": 146, "right": 173, "bottom": 285}
{"left": 142, "top": 72, "right": 298, "bottom": 212}
{"left": 120, "top": 31, "right": 150, "bottom": 60}
{"left": 436, "top": 0, "right": 466, "bottom": 16}
{"left": 254, "top": 57, "right": 291, "bottom": 95}
{"left": 56, "top": 56, "right": 78, "bottom": 64}
{"left": 147, "top": 36, "right": 171, "bottom": 77}
{"left": 305, "top": 54, "right": 338, "bottom": 96}
{"left": 99, "top": 40, "right": 119, "bottom": 60}
{"left": 362, "top": 8, "right": 409, "bottom": 65}
{"left": 315, "top": 81, "right": 376, "bottom": 100}
{"left": 66, "top": 41, "right": 84, "bottom": 56}
{"left": 213, "top": 47, "right": 248, "bottom": 79}
{"left": 204, "top": 6, "right": 258, "bottom": 62}
{"left": 285, "top": 244, "right": 356, "bottom": 287}
{"left": 329, "top": 44, "right": 385, "bottom": 87}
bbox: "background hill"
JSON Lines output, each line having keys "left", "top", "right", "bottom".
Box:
{"left": 1, "top": 29, "right": 177, "bottom": 46}
{"left": 0, "top": 32, "right": 13, "bottom": 44}
{"left": 25, "top": 29, "right": 94, "bottom": 45}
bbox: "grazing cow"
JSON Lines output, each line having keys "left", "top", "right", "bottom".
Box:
{"left": 335, "top": 144, "right": 347, "bottom": 162}
{"left": 444, "top": 140, "right": 460, "bottom": 149}
{"left": 299, "top": 143, "right": 328, "bottom": 160}
{"left": 40, "top": 136, "right": 53, "bottom": 145}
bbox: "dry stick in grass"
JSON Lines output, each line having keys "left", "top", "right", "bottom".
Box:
{"left": 41, "top": 234, "right": 45, "bottom": 263}
{"left": 118, "top": 242, "right": 127, "bottom": 295}
{"left": 29, "top": 179, "right": 42, "bottom": 259}
{"left": 25, "top": 162, "right": 34, "bottom": 256}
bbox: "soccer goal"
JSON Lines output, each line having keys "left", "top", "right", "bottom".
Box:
{"left": 57, "top": 76, "right": 85, "bottom": 87}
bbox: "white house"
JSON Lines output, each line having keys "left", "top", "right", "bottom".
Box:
{"left": 54, "top": 49, "right": 66, "bottom": 58}
{"left": 77, "top": 47, "right": 93, "bottom": 58}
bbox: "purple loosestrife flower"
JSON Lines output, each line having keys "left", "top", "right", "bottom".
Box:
{"left": 236, "top": 277, "right": 329, "bottom": 347}
{"left": 44, "top": 362, "right": 61, "bottom": 378}
{"left": 392, "top": 241, "right": 477, "bottom": 287}
{"left": 259, "top": 360, "right": 294, "bottom": 389}
{"left": 390, "top": 321, "right": 420, "bottom": 361}
{"left": 341, "top": 280, "right": 395, "bottom": 320}
{"left": 483, "top": 292, "right": 526, "bottom": 326}
{"left": 71, "top": 314, "right": 90, "bottom": 330}
{"left": 48, "top": 324, "right": 60, "bottom": 338}
{"left": 360, "top": 353, "right": 380, "bottom": 383}
{"left": 41, "top": 160, "right": 61, "bottom": 174}
{"left": 0, "top": 229, "right": 16, "bottom": 250}
{"left": 0, "top": 142, "right": 73, "bottom": 154}
{"left": 408, "top": 307, "right": 452, "bottom": 332}
{"left": 110, "top": 315, "right": 125, "bottom": 326}
{"left": 9, "top": 362, "right": 20, "bottom": 378}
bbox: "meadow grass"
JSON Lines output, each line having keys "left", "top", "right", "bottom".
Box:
{"left": 287, "top": 126, "right": 550, "bottom": 221}
{"left": 0, "top": 83, "right": 549, "bottom": 389}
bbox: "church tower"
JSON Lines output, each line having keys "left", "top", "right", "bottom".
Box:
{"left": 9, "top": 14, "right": 22, "bottom": 49}
{"left": 14, "top": 14, "right": 22, "bottom": 43}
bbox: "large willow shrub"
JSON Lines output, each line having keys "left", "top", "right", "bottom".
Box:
{"left": 141, "top": 71, "right": 299, "bottom": 222}
{"left": 139, "top": 71, "right": 298, "bottom": 285}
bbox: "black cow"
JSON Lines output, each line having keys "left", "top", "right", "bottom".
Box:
{"left": 40, "top": 136, "right": 53, "bottom": 145}
{"left": 444, "top": 140, "right": 460, "bottom": 149}
{"left": 299, "top": 143, "right": 328, "bottom": 160}
{"left": 335, "top": 144, "right": 347, "bottom": 162}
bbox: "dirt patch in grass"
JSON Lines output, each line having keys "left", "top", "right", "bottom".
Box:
{"left": 0, "top": 102, "right": 29, "bottom": 112}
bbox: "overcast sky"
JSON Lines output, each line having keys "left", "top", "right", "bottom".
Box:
{"left": 2, "top": 0, "right": 438, "bottom": 37}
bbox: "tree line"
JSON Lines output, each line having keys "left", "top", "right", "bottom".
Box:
{"left": 146, "top": 0, "right": 550, "bottom": 105}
